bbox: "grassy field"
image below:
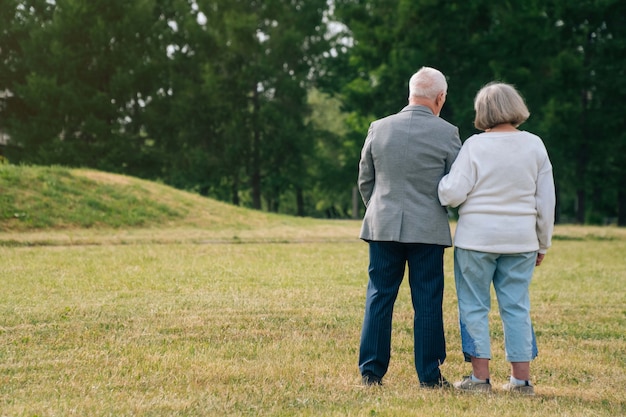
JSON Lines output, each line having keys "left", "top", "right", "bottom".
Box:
{"left": 1, "top": 166, "right": 625, "bottom": 416}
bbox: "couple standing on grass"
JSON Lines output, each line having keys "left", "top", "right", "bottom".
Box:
{"left": 357, "top": 67, "right": 556, "bottom": 395}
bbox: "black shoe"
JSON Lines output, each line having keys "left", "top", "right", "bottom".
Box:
{"left": 420, "top": 375, "right": 450, "bottom": 389}
{"left": 362, "top": 372, "right": 383, "bottom": 386}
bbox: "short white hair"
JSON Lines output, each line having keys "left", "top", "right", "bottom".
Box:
{"left": 408, "top": 67, "right": 448, "bottom": 101}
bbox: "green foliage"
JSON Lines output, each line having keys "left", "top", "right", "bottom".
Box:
{"left": 0, "top": 0, "right": 332, "bottom": 217}
{"left": 329, "top": 0, "right": 626, "bottom": 225}
{"left": 1, "top": 0, "right": 160, "bottom": 172}
{"left": 306, "top": 89, "right": 356, "bottom": 217}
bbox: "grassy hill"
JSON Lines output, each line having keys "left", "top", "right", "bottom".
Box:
{"left": 2, "top": 164, "right": 624, "bottom": 247}
{"left": 0, "top": 165, "right": 361, "bottom": 245}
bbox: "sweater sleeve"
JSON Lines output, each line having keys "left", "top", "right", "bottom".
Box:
{"left": 438, "top": 143, "right": 475, "bottom": 208}
{"left": 535, "top": 154, "right": 556, "bottom": 253}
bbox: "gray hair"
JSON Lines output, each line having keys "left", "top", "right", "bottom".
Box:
{"left": 408, "top": 67, "right": 448, "bottom": 101}
{"left": 473, "top": 82, "right": 530, "bottom": 130}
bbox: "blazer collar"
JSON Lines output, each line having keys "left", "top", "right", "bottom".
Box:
{"left": 400, "top": 105, "right": 435, "bottom": 115}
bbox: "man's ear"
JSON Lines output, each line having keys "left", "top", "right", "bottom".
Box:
{"left": 437, "top": 91, "right": 446, "bottom": 106}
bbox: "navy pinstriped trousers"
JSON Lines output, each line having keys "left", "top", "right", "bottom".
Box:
{"left": 359, "top": 241, "right": 447, "bottom": 383}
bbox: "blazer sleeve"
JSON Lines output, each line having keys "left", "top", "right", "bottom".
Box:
{"left": 445, "top": 127, "right": 462, "bottom": 174}
{"left": 358, "top": 125, "right": 375, "bottom": 206}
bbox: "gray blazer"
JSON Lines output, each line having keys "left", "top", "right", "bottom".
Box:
{"left": 358, "top": 105, "right": 461, "bottom": 245}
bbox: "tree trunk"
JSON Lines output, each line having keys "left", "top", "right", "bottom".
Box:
{"left": 296, "top": 187, "right": 305, "bottom": 217}
{"left": 231, "top": 174, "right": 240, "bottom": 206}
{"left": 553, "top": 184, "right": 561, "bottom": 224}
{"left": 618, "top": 185, "right": 626, "bottom": 227}
{"left": 576, "top": 88, "right": 590, "bottom": 224}
{"left": 575, "top": 189, "right": 586, "bottom": 224}
{"left": 352, "top": 186, "right": 360, "bottom": 219}
{"left": 251, "top": 87, "right": 262, "bottom": 210}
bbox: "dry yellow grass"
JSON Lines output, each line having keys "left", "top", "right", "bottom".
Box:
{"left": 1, "top": 167, "right": 625, "bottom": 415}
{"left": 1, "top": 224, "right": 625, "bottom": 416}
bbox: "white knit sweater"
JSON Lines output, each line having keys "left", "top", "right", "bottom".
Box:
{"left": 438, "top": 131, "right": 555, "bottom": 254}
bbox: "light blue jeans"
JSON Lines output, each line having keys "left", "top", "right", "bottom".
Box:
{"left": 454, "top": 248, "right": 538, "bottom": 363}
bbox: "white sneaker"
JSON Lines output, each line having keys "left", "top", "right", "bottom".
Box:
{"left": 453, "top": 375, "right": 492, "bottom": 392}
{"left": 502, "top": 381, "right": 535, "bottom": 395}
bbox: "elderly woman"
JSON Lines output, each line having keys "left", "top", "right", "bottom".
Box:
{"left": 438, "top": 82, "right": 555, "bottom": 395}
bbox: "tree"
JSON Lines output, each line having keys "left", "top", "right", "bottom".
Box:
{"left": 327, "top": 0, "right": 625, "bottom": 224}
{"left": 539, "top": 0, "right": 626, "bottom": 224}
{"left": 145, "top": 0, "right": 329, "bottom": 212}
{"left": 1, "top": 0, "right": 162, "bottom": 173}
{"left": 305, "top": 89, "right": 352, "bottom": 217}
{"left": 2, "top": 0, "right": 332, "bottom": 217}
{"left": 3, "top": 0, "right": 623, "bottom": 222}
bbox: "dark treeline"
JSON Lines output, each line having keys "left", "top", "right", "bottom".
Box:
{"left": 1, "top": 0, "right": 624, "bottom": 224}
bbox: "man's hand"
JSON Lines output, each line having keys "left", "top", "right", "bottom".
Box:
{"left": 536, "top": 253, "right": 545, "bottom": 266}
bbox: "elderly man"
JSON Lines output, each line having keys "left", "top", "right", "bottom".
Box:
{"left": 358, "top": 67, "right": 461, "bottom": 387}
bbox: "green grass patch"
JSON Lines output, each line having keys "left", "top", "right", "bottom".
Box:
{"left": 0, "top": 165, "right": 183, "bottom": 230}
